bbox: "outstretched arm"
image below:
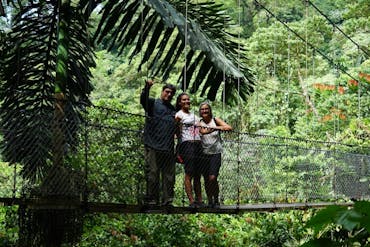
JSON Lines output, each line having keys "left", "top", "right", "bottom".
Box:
{"left": 214, "top": 117, "right": 232, "bottom": 131}
{"left": 140, "top": 79, "right": 155, "bottom": 112}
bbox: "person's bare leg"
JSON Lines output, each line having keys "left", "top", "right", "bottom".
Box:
{"left": 185, "top": 173, "right": 194, "bottom": 204}
{"left": 208, "top": 175, "right": 218, "bottom": 206}
{"left": 212, "top": 176, "right": 220, "bottom": 204}
{"left": 193, "top": 175, "right": 202, "bottom": 203}
{"left": 204, "top": 175, "right": 212, "bottom": 205}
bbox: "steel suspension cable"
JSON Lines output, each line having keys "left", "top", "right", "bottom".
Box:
{"left": 252, "top": 0, "right": 359, "bottom": 84}
{"left": 286, "top": 31, "right": 291, "bottom": 130}
{"left": 236, "top": 0, "right": 242, "bottom": 208}
{"left": 358, "top": 47, "right": 362, "bottom": 120}
{"left": 306, "top": 0, "right": 369, "bottom": 57}
{"left": 332, "top": 26, "right": 338, "bottom": 138}
{"left": 354, "top": 47, "right": 362, "bottom": 121}
{"left": 183, "top": 0, "right": 188, "bottom": 92}
{"left": 272, "top": 0, "right": 277, "bottom": 127}
{"left": 305, "top": 0, "right": 309, "bottom": 129}
{"left": 140, "top": 0, "right": 149, "bottom": 113}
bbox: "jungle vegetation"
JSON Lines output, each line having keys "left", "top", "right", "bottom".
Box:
{"left": 0, "top": 0, "right": 369, "bottom": 246}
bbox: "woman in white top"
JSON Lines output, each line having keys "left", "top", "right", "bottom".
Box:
{"left": 175, "top": 93, "right": 206, "bottom": 208}
{"left": 199, "top": 102, "right": 232, "bottom": 208}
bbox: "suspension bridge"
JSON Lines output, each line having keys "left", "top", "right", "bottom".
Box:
{"left": 0, "top": 104, "right": 369, "bottom": 214}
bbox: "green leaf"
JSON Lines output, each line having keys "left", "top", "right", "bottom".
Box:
{"left": 353, "top": 201, "right": 370, "bottom": 233}
{"left": 305, "top": 205, "right": 346, "bottom": 234}
{"left": 336, "top": 210, "right": 362, "bottom": 231}
{"left": 95, "top": 0, "right": 255, "bottom": 104}
{"left": 353, "top": 201, "right": 370, "bottom": 214}
{"left": 0, "top": 1, "right": 95, "bottom": 181}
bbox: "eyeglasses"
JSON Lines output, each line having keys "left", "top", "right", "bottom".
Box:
{"left": 200, "top": 108, "right": 209, "bottom": 111}
{"left": 163, "top": 89, "right": 174, "bottom": 95}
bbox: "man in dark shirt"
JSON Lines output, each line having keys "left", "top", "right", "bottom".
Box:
{"left": 140, "top": 79, "right": 177, "bottom": 206}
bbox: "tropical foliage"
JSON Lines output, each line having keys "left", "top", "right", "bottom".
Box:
{"left": 302, "top": 201, "right": 370, "bottom": 247}
{"left": 0, "top": 0, "right": 369, "bottom": 246}
{"left": 0, "top": 0, "right": 255, "bottom": 183}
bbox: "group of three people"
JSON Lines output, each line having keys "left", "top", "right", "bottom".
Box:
{"left": 140, "top": 80, "right": 232, "bottom": 208}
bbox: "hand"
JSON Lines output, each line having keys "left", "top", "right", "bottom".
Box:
{"left": 146, "top": 79, "right": 154, "bottom": 87}
{"left": 220, "top": 126, "right": 232, "bottom": 131}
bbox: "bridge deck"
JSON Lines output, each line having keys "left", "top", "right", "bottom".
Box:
{"left": 0, "top": 197, "right": 353, "bottom": 214}
{"left": 0, "top": 105, "right": 369, "bottom": 213}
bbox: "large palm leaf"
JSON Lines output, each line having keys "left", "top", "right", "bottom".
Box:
{"left": 0, "top": 1, "right": 94, "bottom": 245}
{"left": 0, "top": 1, "right": 254, "bottom": 245}
{"left": 0, "top": 0, "right": 254, "bottom": 180}
{"left": 0, "top": 0, "right": 95, "bottom": 182}
{"left": 0, "top": 2, "right": 4, "bottom": 17}
{"left": 94, "top": 0, "right": 255, "bottom": 103}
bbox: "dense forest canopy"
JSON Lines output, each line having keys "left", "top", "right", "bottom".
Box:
{"left": 88, "top": 0, "right": 370, "bottom": 143}
{"left": 0, "top": 0, "right": 369, "bottom": 246}
{"left": 0, "top": 0, "right": 368, "bottom": 142}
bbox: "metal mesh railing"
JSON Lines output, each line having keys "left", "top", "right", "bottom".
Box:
{"left": 220, "top": 133, "right": 370, "bottom": 204}
{"left": 0, "top": 104, "right": 369, "bottom": 208}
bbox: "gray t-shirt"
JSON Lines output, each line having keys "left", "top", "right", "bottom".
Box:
{"left": 200, "top": 118, "right": 223, "bottom": 154}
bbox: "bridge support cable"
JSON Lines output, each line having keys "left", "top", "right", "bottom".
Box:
{"left": 236, "top": 0, "right": 242, "bottom": 211}
{"left": 251, "top": 0, "right": 360, "bottom": 85}
{"left": 82, "top": 112, "right": 89, "bottom": 208}
{"left": 305, "top": 0, "right": 369, "bottom": 58}
{"left": 12, "top": 163, "right": 17, "bottom": 199}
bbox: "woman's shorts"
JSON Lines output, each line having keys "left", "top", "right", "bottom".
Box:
{"left": 179, "top": 141, "right": 207, "bottom": 176}
{"left": 203, "top": 153, "right": 221, "bottom": 177}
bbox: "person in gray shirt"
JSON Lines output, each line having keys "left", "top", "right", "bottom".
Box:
{"left": 140, "top": 79, "right": 177, "bottom": 206}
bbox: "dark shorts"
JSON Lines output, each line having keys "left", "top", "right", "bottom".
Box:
{"left": 203, "top": 153, "right": 221, "bottom": 177}
{"left": 179, "top": 141, "right": 207, "bottom": 176}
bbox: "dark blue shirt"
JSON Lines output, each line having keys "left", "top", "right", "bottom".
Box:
{"left": 140, "top": 87, "right": 176, "bottom": 151}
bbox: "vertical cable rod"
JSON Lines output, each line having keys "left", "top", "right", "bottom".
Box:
{"left": 236, "top": 0, "right": 242, "bottom": 208}
{"left": 286, "top": 31, "right": 291, "bottom": 130}
{"left": 304, "top": 0, "right": 309, "bottom": 128}
{"left": 183, "top": 0, "right": 188, "bottom": 92}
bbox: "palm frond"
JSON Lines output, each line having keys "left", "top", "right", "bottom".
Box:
{"left": 0, "top": 1, "right": 4, "bottom": 17}
{"left": 95, "top": 0, "right": 255, "bottom": 104}
{"left": 0, "top": 1, "right": 95, "bottom": 181}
